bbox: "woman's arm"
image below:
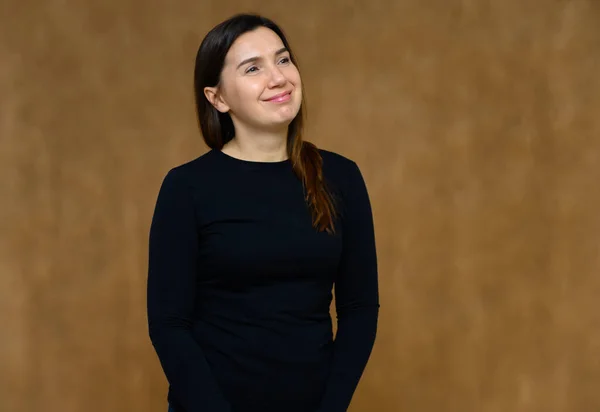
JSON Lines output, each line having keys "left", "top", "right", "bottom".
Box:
{"left": 147, "top": 168, "right": 232, "bottom": 412}
{"left": 317, "top": 161, "right": 380, "bottom": 412}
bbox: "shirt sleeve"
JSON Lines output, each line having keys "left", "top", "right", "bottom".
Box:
{"left": 147, "top": 168, "right": 232, "bottom": 412}
{"left": 317, "top": 161, "right": 380, "bottom": 412}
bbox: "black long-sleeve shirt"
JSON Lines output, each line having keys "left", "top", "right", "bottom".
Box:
{"left": 147, "top": 148, "right": 379, "bottom": 412}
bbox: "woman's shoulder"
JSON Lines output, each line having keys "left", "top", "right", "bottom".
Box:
{"left": 164, "top": 149, "right": 219, "bottom": 177}
{"left": 318, "top": 147, "right": 363, "bottom": 184}
{"left": 152, "top": 150, "right": 221, "bottom": 197}
{"left": 318, "top": 147, "right": 357, "bottom": 171}
{"left": 171, "top": 149, "right": 217, "bottom": 172}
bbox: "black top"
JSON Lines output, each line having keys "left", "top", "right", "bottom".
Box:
{"left": 147, "top": 148, "right": 379, "bottom": 412}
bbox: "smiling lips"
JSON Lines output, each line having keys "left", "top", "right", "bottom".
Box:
{"left": 265, "top": 91, "right": 292, "bottom": 103}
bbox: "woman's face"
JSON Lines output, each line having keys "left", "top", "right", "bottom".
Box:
{"left": 204, "top": 27, "right": 302, "bottom": 132}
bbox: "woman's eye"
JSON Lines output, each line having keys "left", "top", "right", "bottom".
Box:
{"left": 245, "top": 58, "right": 290, "bottom": 74}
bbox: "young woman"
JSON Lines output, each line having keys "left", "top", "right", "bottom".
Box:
{"left": 147, "top": 13, "right": 380, "bottom": 412}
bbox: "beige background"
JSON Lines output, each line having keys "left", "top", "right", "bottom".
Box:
{"left": 2, "top": 0, "right": 600, "bottom": 411}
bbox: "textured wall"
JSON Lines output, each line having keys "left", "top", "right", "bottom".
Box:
{"left": 2, "top": 0, "right": 600, "bottom": 411}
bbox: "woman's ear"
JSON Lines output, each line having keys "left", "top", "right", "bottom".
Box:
{"left": 204, "top": 86, "right": 230, "bottom": 113}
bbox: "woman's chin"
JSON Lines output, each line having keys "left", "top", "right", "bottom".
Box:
{"left": 268, "top": 113, "right": 298, "bottom": 127}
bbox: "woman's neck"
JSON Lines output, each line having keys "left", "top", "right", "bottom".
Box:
{"left": 222, "top": 135, "right": 288, "bottom": 162}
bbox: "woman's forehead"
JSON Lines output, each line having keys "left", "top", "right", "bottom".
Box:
{"left": 225, "top": 28, "right": 285, "bottom": 65}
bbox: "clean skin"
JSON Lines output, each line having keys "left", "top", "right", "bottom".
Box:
{"left": 204, "top": 26, "right": 303, "bottom": 162}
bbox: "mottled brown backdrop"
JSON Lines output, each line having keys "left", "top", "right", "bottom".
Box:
{"left": 2, "top": 0, "right": 600, "bottom": 411}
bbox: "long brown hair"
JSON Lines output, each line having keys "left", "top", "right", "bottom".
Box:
{"left": 194, "top": 13, "right": 338, "bottom": 234}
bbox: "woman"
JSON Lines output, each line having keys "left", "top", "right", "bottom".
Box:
{"left": 147, "top": 13, "right": 379, "bottom": 412}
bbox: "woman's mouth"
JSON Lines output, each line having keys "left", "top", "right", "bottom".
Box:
{"left": 265, "top": 91, "right": 292, "bottom": 103}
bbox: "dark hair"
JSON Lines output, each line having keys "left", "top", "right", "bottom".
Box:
{"left": 194, "top": 13, "right": 338, "bottom": 234}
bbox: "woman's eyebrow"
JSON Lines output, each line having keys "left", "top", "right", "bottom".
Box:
{"left": 236, "top": 47, "right": 289, "bottom": 69}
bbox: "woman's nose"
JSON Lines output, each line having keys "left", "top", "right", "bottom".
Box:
{"left": 268, "top": 66, "right": 286, "bottom": 84}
